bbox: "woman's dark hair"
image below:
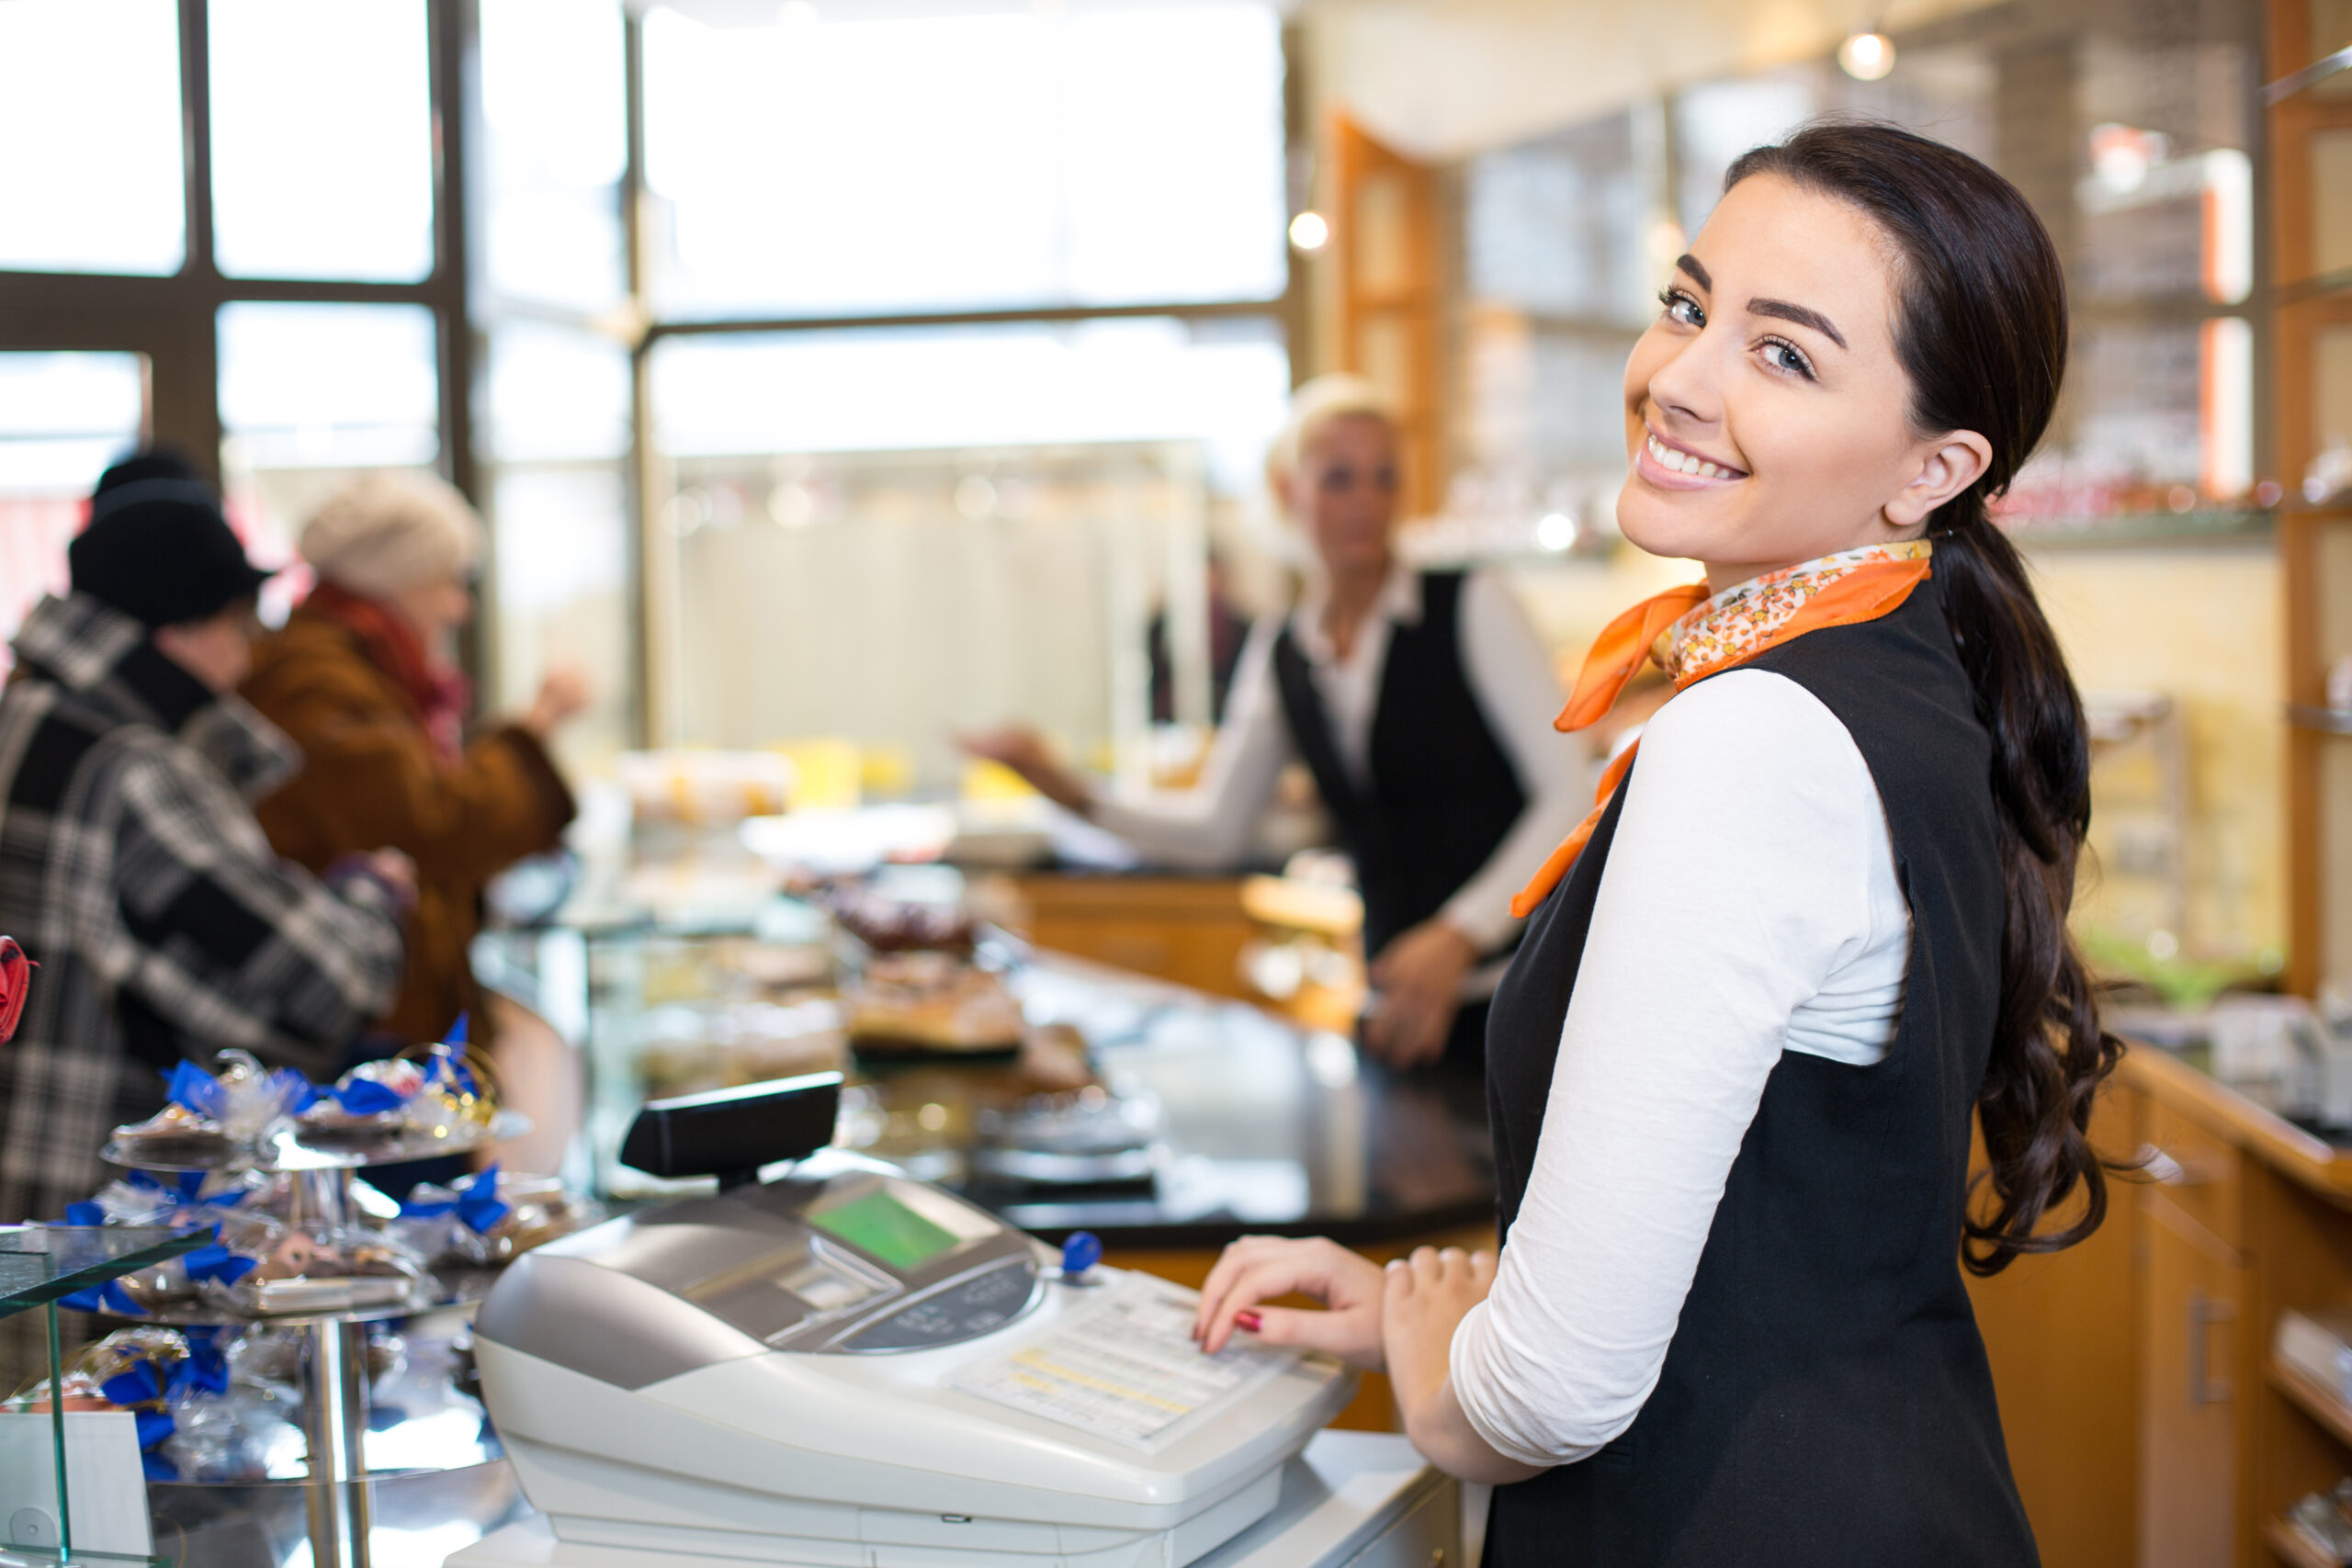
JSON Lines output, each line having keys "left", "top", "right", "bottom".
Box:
{"left": 1724, "top": 121, "right": 2121, "bottom": 1276}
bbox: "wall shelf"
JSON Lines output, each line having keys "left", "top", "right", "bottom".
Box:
{"left": 2267, "top": 1514, "right": 2342, "bottom": 1568}
{"left": 2271, "top": 1355, "right": 2352, "bottom": 1448}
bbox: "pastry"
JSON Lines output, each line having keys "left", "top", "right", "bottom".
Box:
{"left": 845, "top": 953, "right": 1024, "bottom": 1056}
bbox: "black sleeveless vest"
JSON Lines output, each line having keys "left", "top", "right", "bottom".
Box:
{"left": 1480, "top": 581, "right": 2039, "bottom": 1566}
{"left": 1271, "top": 571, "right": 1528, "bottom": 964}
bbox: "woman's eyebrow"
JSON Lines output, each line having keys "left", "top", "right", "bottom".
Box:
{"left": 1748, "top": 298, "right": 1848, "bottom": 350}
{"left": 1674, "top": 253, "right": 1712, "bottom": 290}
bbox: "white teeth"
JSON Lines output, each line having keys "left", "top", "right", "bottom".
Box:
{"left": 1649, "top": 434, "right": 1726, "bottom": 477}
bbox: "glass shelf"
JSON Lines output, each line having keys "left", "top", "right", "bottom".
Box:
{"left": 99, "top": 1111, "right": 531, "bottom": 1175}
{"left": 0, "top": 1226, "right": 204, "bottom": 1320}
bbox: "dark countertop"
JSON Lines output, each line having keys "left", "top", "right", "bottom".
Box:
{"left": 976, "top": 955, "right": 1494, "bottom": 1247}
{"left": 477, "top": 925, "right": 1496, "bottom": 1250}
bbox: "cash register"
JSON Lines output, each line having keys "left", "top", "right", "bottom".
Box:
{"left": 450, "top": 1074, "right": 1459, "bottom": 1568}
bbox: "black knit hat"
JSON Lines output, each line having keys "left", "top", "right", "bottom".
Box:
{"left": 94, "top": 443, "right": 206, "bottom": 500}
{"left": 71, "top": 478, "right": 274, "bottom": 628}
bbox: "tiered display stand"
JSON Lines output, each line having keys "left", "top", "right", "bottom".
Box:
{"left": 96, "top": 1115, "right": 527, "bottom": 1568}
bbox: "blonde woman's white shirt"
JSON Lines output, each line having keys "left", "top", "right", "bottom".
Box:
{"left": 1091, "top": 563, "right": 1589, "bottom": 987}
{"left": 1447, "top": 668, "right": 1912, "bottom": 1467}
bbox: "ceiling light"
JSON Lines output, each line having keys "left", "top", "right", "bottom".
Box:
{"left": 1288, "top": 211, "right": 1329, "bottom": 253}
{"left": 1838, "top": 30, "right": 1894, "bottom": 81}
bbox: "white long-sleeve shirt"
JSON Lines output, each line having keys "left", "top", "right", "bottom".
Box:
{"left": 1091, "top": 564, "right": 1589, "bottom": 982}
{"left": 1447, "top": 668, "right": 1912, "bottom": 1467}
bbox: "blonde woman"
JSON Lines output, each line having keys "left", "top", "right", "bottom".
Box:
{"left": 242, "top": 470, "right": 586, "bottom": 1173}
{"left": 965, "top": 377, "right": 1587, "bottom": 1070}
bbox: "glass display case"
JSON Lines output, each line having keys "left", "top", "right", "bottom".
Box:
{"left": 0, "top": 1226, "right": 201, "bottom": 1566}
{"left": 475, "top": 880, "right": 1493, "bottom": 1247}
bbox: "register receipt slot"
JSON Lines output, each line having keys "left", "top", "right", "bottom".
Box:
{"left": 467, "top": 1075, "right": 1358, "bottom": 1566}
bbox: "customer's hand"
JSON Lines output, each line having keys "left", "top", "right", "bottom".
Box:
{"left": 955, "top": 726, "right": 1093, "bottom": 817}
{"left": 1192, "top": 1235, "right": 1388, "bottom": 1370}
{"left": 1363, "top": 918, "right": 1475, "bottom": 1067}
{"left": 365, "top": 848, "right": 419, "bottom": 910}
{"left": 331, "top": 848, "right": 418, "bottom": 911}
{"left": 524, "top": 665, "right": 590, "bottom": 739}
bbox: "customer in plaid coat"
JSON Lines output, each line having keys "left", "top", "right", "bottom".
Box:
{"left": 0, "top": 475, "right": 411, "bottom": 1233}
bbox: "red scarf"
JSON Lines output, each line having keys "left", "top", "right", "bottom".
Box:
{"left": 301, "top": 581, "right": 470, "bottom": 763}
{"left": 1510, "top": 542, "right": 1935, "bottom": 919}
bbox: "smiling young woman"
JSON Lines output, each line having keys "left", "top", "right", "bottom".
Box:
{"left": 1191, "top": 122, "right": 2118, "bottom": 1564}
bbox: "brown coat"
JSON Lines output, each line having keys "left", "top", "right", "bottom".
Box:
{"left": 243, "top": 609, "right": 575, "bottom": 1046}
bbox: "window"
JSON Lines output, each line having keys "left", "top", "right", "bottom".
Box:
{"left": 209, "top": 0, "right": 436, "bottom": 282}
{"left": 481, "top": 323, "right": 635, "bottom": 773}
{"left": 480, "top": 0, "right": 628, "bottom": 310}
{"left": 0, "top": 1, "right": 185, "bottom": 276}
{"left": 640, "top": 3, "right": 1285, "bottom": 319}
{"left": 635, "top": 3, "right": 1295, "bottom": 772}
{"left": 217, "top": 302, "right": 441, "bottom": 618}
{"left": 647, "top": 319, "right": 1291, "bottom": 787}
{"left": 0, "top": 353, "right": 149, "bottom": 662}
{"left": 1, "top": 1, "right": 1294, "bottom": 766}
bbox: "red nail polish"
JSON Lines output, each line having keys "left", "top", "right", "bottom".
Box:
{"left": 1235, "top": 1310, "right": 1262, "bottom": 1332}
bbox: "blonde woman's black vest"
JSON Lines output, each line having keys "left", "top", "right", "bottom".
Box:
{"left": 1480, "top": 580, "right": 2039, "bottom": 1566}
{"left": 1271, "top": 571, "right": 1527, "bottom": 964}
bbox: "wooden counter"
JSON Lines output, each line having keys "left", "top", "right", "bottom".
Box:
{"left": 1972, "top": 1044, "right": 2352, "bottom": 1568}
{"left": 1006, "top": 873, "right": 1261, "bottom": 1001}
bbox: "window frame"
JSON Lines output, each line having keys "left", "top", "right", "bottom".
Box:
{"left": 0, "top": 0, "right": 482, "bottom": 670}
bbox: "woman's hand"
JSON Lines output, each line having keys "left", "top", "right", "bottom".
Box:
{"left": 525, "top": 665, "right": 590, "bottom": 739}
{"left": 1383, "top": 1246, "right": 1493, "bottom": 1415}
{"left": 1192, "top": 1235, "right": 1388, "bottom": 1370}
{"left": 1384, "top": 1246, "right": 1544, "bottom": 1484}
{"left": 1363, "top": 918, "right": 1476, "bottom": 1067}
{"left": 956, "top": 726, "right": 1093, "bottom": 817}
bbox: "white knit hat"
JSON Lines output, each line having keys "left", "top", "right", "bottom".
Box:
{"left": 300, "top": 470, "right": 485, "bottom": 597}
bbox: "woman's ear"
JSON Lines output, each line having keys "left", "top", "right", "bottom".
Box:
{"left": 1269, "top": 463, "right": 1297, "bottom": 520}
{"left": 1884, "top": 431, "right": 1994, "bottom": 529}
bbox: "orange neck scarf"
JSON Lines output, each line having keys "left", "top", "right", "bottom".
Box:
{"left": 1510, "top": 540, "right": 1935, "bottom": 919}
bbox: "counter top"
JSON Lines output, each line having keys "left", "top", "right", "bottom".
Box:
{"left": 477, "top": 926, "right": 1495, "bottom": 1249}
{"left": 2117, "top": 1040, "right": 2352, "bottom": 1206}
{"left": 973, "top": 953, "right": 1493, "bottom": 1246}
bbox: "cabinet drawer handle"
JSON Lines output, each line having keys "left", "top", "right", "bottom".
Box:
{"left": 2188, "top": 1291, "right": 2234, "bottom": 1404}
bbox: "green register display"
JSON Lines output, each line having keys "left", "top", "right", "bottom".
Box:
{"left": 809, "top": 1190, "right": 960, "bottom": 1271}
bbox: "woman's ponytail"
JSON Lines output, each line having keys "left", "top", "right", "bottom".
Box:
{"left": 1727, "top": 123, "right": 2124, "bottom": 1274}
{"left": 1934, "top": 506, "right": 2122, "bottom": 1269}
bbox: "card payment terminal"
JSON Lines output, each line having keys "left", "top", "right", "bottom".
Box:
{"left": 454, "top": 1075, "right": 1413, "bottom": 1568}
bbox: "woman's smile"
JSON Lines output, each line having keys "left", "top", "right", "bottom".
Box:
{"left": 1635, "top": 427, "right": 1748, "bottom": 488}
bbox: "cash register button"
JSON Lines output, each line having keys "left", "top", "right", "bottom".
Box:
{"left": 1059, "top": 1231, "right": 1102, "bottom": 1280}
